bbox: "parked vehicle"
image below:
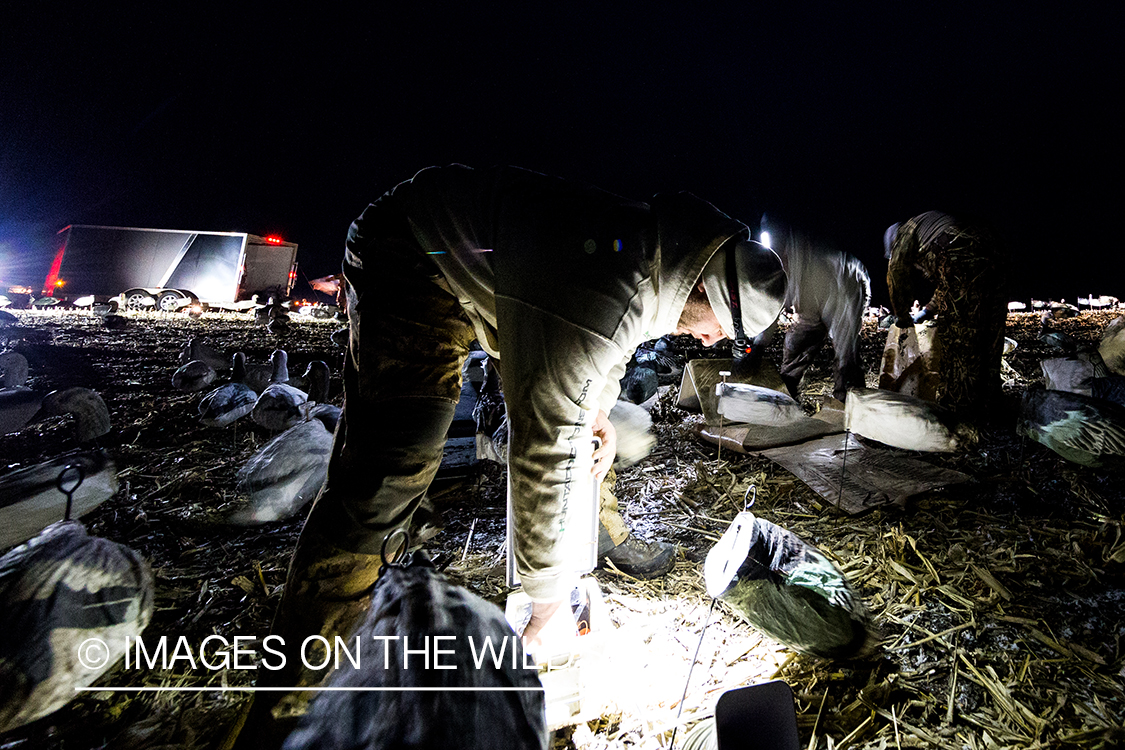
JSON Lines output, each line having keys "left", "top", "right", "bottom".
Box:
{"left": 43, "top": 225, "right": 298, "bottom": 311}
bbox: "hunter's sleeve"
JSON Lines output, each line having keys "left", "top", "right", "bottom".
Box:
{"left": 494, "top": 297, "right": 621, "bottom": 603}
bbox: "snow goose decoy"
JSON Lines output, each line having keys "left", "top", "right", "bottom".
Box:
{"left": 198, "top": 352, "right": 258, "bottom": 427}
{"left": 717, "top": 382, "right": 807, "bottom": 428}
{"left": 227, "top": 405, "right": 340, "bottom": 525}
{"left": 1, "top": 351, "right": 29, "bottom": 389}
{"left": 0, "top": 450, "right": 119, "bottom": 550}
{"left": 250, "top": 350, "right": 308, "bottom": 431}
{"left": 243, "top": 349, "right": 288, "bottom": 394}
{"left": 280, "top": 547, "right": 546, "bottom": 750}
{"left": 1018, "top": 388, "right": 1125, "bottom": 469}
{"left": 844, "top": 387, "right": 977, "bottom": 453}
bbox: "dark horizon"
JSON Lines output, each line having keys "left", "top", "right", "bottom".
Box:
{"left": 2, "top": 6, "right": 1121, "bottom": 306}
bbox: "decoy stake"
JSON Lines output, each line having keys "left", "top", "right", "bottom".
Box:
{"left": 56, "top": 463, "right": 86, "bottom": 522}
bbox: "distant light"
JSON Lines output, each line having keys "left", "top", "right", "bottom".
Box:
{"left": 265, "top": 235, "right": 284, "bottom": 245}
{"left": 760, "top": 231, "right": 771, "bottom": 249}
{"left": 55, "top": 279, "right": 66, "bottom": 287}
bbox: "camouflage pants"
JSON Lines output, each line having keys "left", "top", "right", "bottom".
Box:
{"left": 304, "top": 206, "right": 477, "bottom": 553}
{"left": 302, "top": 199, "right": 630, "bottom": 566}
{"left": 927, "top": 238, "right": 1007, "bottom": 414}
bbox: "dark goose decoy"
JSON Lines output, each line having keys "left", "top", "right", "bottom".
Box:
{"left": 0, "top": 351, "right": 29, "bottom": 388}
{"left": 288, "top": 360, "right": 331, "bottom": 403}
{"left": 281, "top": 550, "right": 546, "bottom": 750}
{"left": 1018, "top": 388, "right": 1125, "bottom": 469}
{"left": 0, "top": 517, "right": 152, "bottom": 732}
{"left": 171, "top": 359, "right": 217, "bottom": 393}
{"left": 0, "top": 352, "right": 38, "bottom": 435}
{"left": 3, "top": 386, "right": 112, "bottom": 443}
{"left": 177, "top": 336, "right": 229, "bottom": 372}
{"left": 1092, "top": 375, "right": 1125, "bottom": 409}
{"left": 243, "top": 349, "right": 289, "bottom": 394}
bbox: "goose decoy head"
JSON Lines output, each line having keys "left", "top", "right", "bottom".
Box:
{"left": 269, "top": 349, "right": 290, "bottom": 385}
{"left": 231, "top": 351, "right": 248, "bottom": 382}
{"left": 301, "top": 361, "right": 331, "bottom": 403}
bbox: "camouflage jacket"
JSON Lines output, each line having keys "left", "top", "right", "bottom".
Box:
{"left": 383, "top": 164, "right": 748, "bottom": 601}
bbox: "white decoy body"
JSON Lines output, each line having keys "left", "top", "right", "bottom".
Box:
{"left": 0, "top": 450, "right": 119, "bottom": 550}
{"left": 845, "top": 387, "right": 976, "bottom": 453}
{"left": 716, "top": 382, "right": 807, "bottom": 427}
{"left": 251, "top": 350, "right": 307, "bottom": 431}
{"left": 607, "top": 399, "right": 656, "bottom": 469}
{"left": 227, "top": 405, "right": 340, "bottom": 525}
{"left": 198, "top": 353, "right": 258, "bottom": 427}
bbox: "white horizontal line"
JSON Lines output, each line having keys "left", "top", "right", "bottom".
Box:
{"left": 77, "top": 686, "right": 544, "bottom": 693}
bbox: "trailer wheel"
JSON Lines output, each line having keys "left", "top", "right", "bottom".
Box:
{"left": 155, "top": 290, "right": 187, "bottom": 312}
{"left": 122, "top": 289, "right": 155, "bottom": 311}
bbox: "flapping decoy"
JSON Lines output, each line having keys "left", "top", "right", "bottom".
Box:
{"left": 1018, "top": 388, "right": 1125, "bottom": 469}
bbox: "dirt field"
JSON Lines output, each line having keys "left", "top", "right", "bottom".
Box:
{"left": 0, "top": 308, "right": 1123, "bottom": 749}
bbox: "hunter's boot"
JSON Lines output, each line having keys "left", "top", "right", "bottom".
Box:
{"left": 596, "top": 469, "right": 676, "bottom": 579}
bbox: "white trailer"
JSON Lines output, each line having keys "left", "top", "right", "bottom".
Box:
{"left": 44, "top": 225, "right": 298, "bottom": 311}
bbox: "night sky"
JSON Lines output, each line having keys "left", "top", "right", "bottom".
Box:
{"left": 1, "top": 5, "right": 1121, "bottom": 304}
